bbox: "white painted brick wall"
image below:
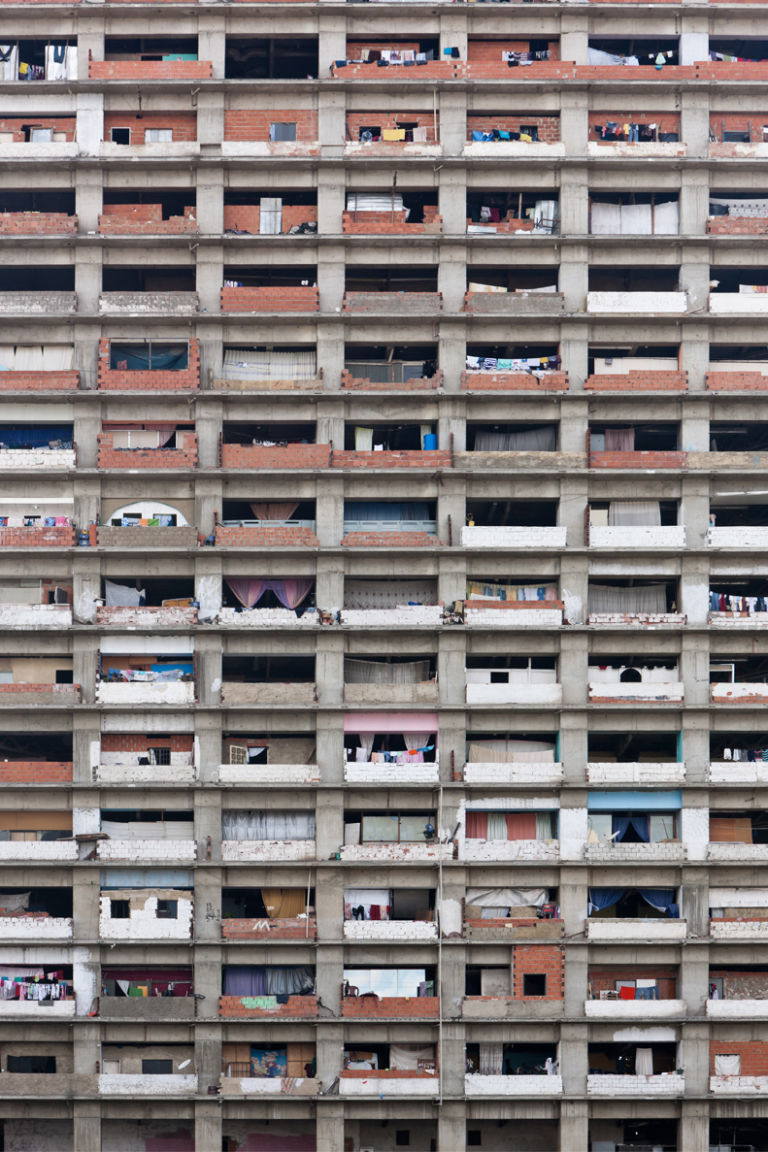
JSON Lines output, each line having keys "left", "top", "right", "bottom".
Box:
{"left": 589, "top": 525, "right": 685, "bottom": 548}
{"left": 682, "top": 807, "right": 709, "bottom": 861}
{"left": 218, "top": 607, "right": 319, "bottom": 627}
{"left": 587, "top": 291, "right": 687, "bottom": 314}
{"left": 0, "top": 605, "right": 71, "bottom": 628}
{"left": 96, "top": 839, "right": 197, "bottom": 863}
{"left": 95, "top": 607, "right": 197, "bottom": 627}
{"left": 465, "top": 1075, "right": 562, "bottom": 1097}
{"left": 710, "top": 1075, "right": 768, "bottom": 1093}
{"left": 587, "top": 920, "right": 687, "bottom": 943}
{"left": 221, "top": 839, "right": 316, "bottom": 861}
{"left": 588, "top": 1074, "right": 684, "bottom": 1096}
{"left": 464, "top": 762, "right": 563, "bottom": 785}
{"left": 343, "top": 920, "right": 438, "bottom": 941}
{"left": 585, "top": 843, "right": 686, "bottom": 863}
{"left": 461, "top": 839, "right": 559, "bottom": 862}
{"left": 461, "top": 525, "right": 567, "bottom": 548}
{"left": 344, "top": 763, "right": 439, "bottom": 785}
{"left": 0, "top": 842, "right": 77, "bottom": 861}
{"left": 706, "top": 999, "right": 768, "bottom": 1019}
{"left": 585, "top": 1000, "right": 686, "bottom": 1019}
{"left": 96, "top": 764, "right": 196, "bottom": 785}
{"left": 588, "top": 613, "right": 686, "bottom": 626}
{"left": 340, "top": 1076, "right": 438, "bottom": 1097}
{"left": 710, "top": 921, "right": 768, "bottom": 940}
{"left": 708, "top": 843, "right": 768, "bottom": 862}
{"left": 220, "top": 763, "right": 320, "bottom": 785}
{"left": 710, "top": 294, "right": 768, "bottom": 313}
{"left": 712, "top": 682, "right": 768, "bottom": 701}
{"left": 0, "top": 917, "right": 72, "bottom": 940}
{"left": 0, "top": 1000, "right": 75, "bottom": 1017}
{"left": 96, "top": 682, "right": 195, "bottom": 705}
{"left": 710, "top": 612, "right": 768, "bottom": 628}
{"left": 587, "top": 762, "right": 685, "bottom": 785}
{"left": 709, "top": 526, "right": 768, "bottom": 548}
{"left": 466, "top": 683, "right": 563, "bottom": 705}
{"left": 465, "top": 608, "right": 562, "bottom": 628}
{"left": 710, "top": 760, "right": 768, "bottom": 784}
{"left": 98, "top": 894, "right": 193, "bottom": 940}
{"left": 588, "top": 682, "right": 684, "bottom": 701}
{"left": 98, "top": 1074, "right": 198, "bottom": 1096}
{"left": 340, "top": 606, "right": 443, "bottom": 627}
{"left": 340, "top": 843, "right": 452, "bottom": 863}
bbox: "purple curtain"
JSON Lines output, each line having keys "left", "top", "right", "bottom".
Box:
{"left": 225, "top": 579, "right": 313, "bottom": 610}
{"left": 226, "top": 579, "right": 266, "bottom": 609}
{"left": 223, "top": 966, "right": 266, "bottom": 995}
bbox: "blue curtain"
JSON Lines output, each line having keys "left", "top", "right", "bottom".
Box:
{"left": 588, "top": 887, "right": 626, "bottom": 912}
{"left": 612, "top": 815, "right": 650, "bottom": 842}
{"left": 640, "top": 889, "right": 678, "bottom": 917}
{"left": 612, "top": 816, "right": 631, "bottom": 842}
{"left": 223, "top": 966, "right": 266, "bottom": 995}
{"left": 344, "top": 501, "right": 431, "bottom": 521}
{"left": 630, "top": 815, "right": 650, "bottom": 842}
{"left": 0, "top": 425, "right": 72, "bottom": 448}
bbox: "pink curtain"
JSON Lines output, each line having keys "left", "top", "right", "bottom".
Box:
{"left": 226, "top": 579, "right": 266, "bottom": 608}
{"left": 466, "top": 812, "right": 488, "bottom": 839}
{"left": 276, "top": 579, "right": 313, "bottom": 609}
{"left": 505, "top": 813, "right": 537, "bottom": 841}
{"left": 605, "top": 428, "right": 635, "bottom": 451}
{"left": 249, "top": 502, "right": 299, "bottom": 520}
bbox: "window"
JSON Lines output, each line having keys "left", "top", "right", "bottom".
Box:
{"left": 490, "top": 671, "right": 509, "bottom": 684}
{"left": 468, "top": 1134, "right": 482, "bottom": 1148}
{"left": 270, "top": 122, "right": 296, "bottom": 142}
{"left": 523, "top": 973, "right": 547, "bottom": 996}
{"left": 723, "top": 130, "right": 749, "bottom": 143}
{"left": 396, "top": 1134, "right": 410, "bottom": 1148}
{"left": 144, "top": 128, "right": 172, "bottom": 143}
{"left": 157, "top": 899, "right": 178, "bottom": 919}
{"left": 142, "top": 1059, "right": 174, "bottom": 1074}
{"left": 110, "top": 900, "right": 129, "bottom": 919}
{"left": 361, "top": 814, "right": 435, "bottom": 843}
{"left": 55, "top": 669, "right": 73, "bottom": 684}
{"left": 110, "top": 127, "right": 131, "bottom": 145}
{"left": 149, "top": 747, "right": 171, "bottom": 765}
{"left": 29, "top": 128, "right": 52, "bottom": 143}
{"left": 6, "top": 1055, "right": 56, "bottom": 1073}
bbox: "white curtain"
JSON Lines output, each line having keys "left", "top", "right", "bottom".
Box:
{"left": 390, "top": 1044, "right": 434, "bottom": 1071}
{"left": 467, "top": 739, "right": 555, "bottom": 763}
{"left": 714, "top": 1054, "right": 740, "bottom": 1076}
{"left": 466, "top": 887, "right": 547, "bottom": 908}
{"left": 104, "top": 580, "right": 144, "bottom": 608}
{"left": 589, "top": 584, "right": 667, "bottom": 614}
{"left": 221, "top": 811, "right": 315, "bottom": 840}
{"left": 654, "top": 200, "right": 679, "bottom": 233}
{"left": 478, "top": 1043, "right": 503, "bottom": 1075}
{"left": 487, "top": 813, "right": 507, "bottom": 840}
{"left": 608, "top": 500, "right": 661, "bottom": 526}
{"left": 222, "top": 348, "right": 317, "bottom": 381}
{"left": 474, "top": 427, "right": 556, "bottom": 451}
{"left": 536, "top": 813, "right": 556, "bottom": 840}
{"left": 0, "top": 46, "right": 18, "bottom": 82}
{"left": 345, "top": 659, "right": 431, "bottom": 684}
{"left": 403, "top": 733, "right": 429, "bottom": 764}
{"left": 635, "top": 1048, "right": 654, "bottom": 1076}
{"left": 45, "top": 45, "right": 77, "bottom": 81}
{"left": 620, "top": 203, "right": 652, "bottom": 234}
{"left": 355, "top": 734, "right": 375, "bottom": 762}
{"left": 101, "top": 820, "right": 193, "bottom": 840}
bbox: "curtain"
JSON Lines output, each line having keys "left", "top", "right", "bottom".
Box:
{"left": 505, "top": 813, "right": 536, "bottom": 840}
{"left": 536, "top": 812, "right": 555, "bottom": 840}
{"left": 479, "top": 1043, "right": 503, "bottom": 1075}
{"left": 223, "top": 967, "right": 266, "bottom": 996}
{"left": 344, "top": 659, "right": 431, "bottom": 684}
{"left": 249, "top": 503, "right": 299, "bottom": 521}
{"left": 466, "top": 812, "right": 487, "bottom": 839}
{"left": 402, "top": 732, "right": 430, "bottom": 764}
{"left": 715, "top": 1054, "right": 740, "bottom": 1076}
{"left": 466, "top": 888, "right": 547, "bottom": 908}
{"left": 225, "top": 579, "right": 313, "bottom": 610}
{"left": 222, "top": 348, "right": 317, "bottom": 381}
{"left": 356, "top": 734, "right": 375, "bottom": 762}
{"left": 635, "top": 1048, "right": 654, "bottom": 1076}
{"left": 640, "top": 889, "right": 678, "bottom": 917}
{"left": 612, "top": 815, "right": 650, "bottom": 842}
{"left": 589, "top": 584, "right": 667, "bottom": 614}
{"left": 345, "top": 501, "right": 431, "bottom": 522}
{"left": 710, "top": 817, "right": 753, "bottom": 843}
{"left": 260, "top": 888, "right": 307, "bottom": 918}
{"left": 588, "top": 887, "right": 626, "bottom": 912}
{"left": 390, "top": 1044, "right": 435, "bottom": 1071}
{"left": 604, "top": 428, "right": 635, "bottom": 451}
{"left": 608, "top": 501, "right": 661, "bottom": 526}
{"left": 221, "top": 812, "right": 315, "bottom": 840}
{"left": 104, "top": 580, "right": 145, "bottom": 608}
{"left": 223, "top": 966, "right": 314, "bottom": 996}
{"left": 488, "top": 813, "right": 508, "bottom": 840}
{"left": 474, "top": 427, "right": 557, "bottom": 452}
{"left": 467, "top": 739, "right": 556, "bottom": 763}
{"left": 226, "top": 579, "right": 266, "bottom": 609}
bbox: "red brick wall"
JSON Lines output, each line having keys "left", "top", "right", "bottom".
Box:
{"left": 467, "top": 113, "right": 560, "bottom": 143}
{"left": 342, "top": 531, "right": 439, "bottom": 548}
{"left": 338, "top": 61, "right": 454, "bottom": 81}
{"left": 590, "top": 450, "right": 686, "bottom": 468}
{"left": 332, "top": 450, "right": 451, "bottom": 469}
{"left": 215, "top": 525, "right": 319, "bottom": 547}
{"left": 97, "top": 338, "right": 200, "bottom": 391}
{"left": 0, "top": 118, "right": 75, "bottom": 141}
{"left": 221, "top": 444, "right": 329, "bottom": 469}
{"left": 223, "top": 204, "right": 317, "bottom": 233}
{"left": 707, "top": 371, "right": 768, "bottom": 391}
{"left": 468, "top": 39, "right": 560, "bottom": 62}
{"left": 462, "top": 371, "right": 568, "bottom": 392}
{"left": 708, "top": 216, "right": 768, "bottom": 234}
{"left": 588, "top": 112, "right": 680, "bottom": 136}
{"left": 346, "top": 112, "right": 438, "bottom": 144}
{"left": 0, "top": 527, "right": 74, "bottom": 547}
{"left": 341, "top": 370, "right": 441, "bottom": 391}
{"left": 0, "top": 762, "right": 72, "bottom": 784}
{"left": 466, "top": 61, "right": 574, "bottom": 80}
{"left": 224, "top": 111, "right": 318, "bottom": 142}
{"left": 589, "top": 966, "right": 677, "bottom": 1000}
{"left": 221, "top": 286, "right": 318, "bottom": 313}
{"left": 219, "top": 995, "right": 318, "bottom": 1018}
{"left": 222, "top": 917, "right": 317, "bottom": 940}
{"left": 99, "top": 204, "right": 197, "bottom": 235}
{"left": 0, "top": 213, "right": 76, "bottom": 235}
{"left": 91, "top": 60, "right": 212, "bottom": 80}
{"left": 98, "top": 433, "right": 198, "bottom": 469}
{"left": 0, "top": 372, "right": 78, "bottom": 392}
{"left": 711, "top": 1041, "right": 768, "bottom": 1075}
{"left": 342, "top": 996, "right": 440, "bottom": 1018}
{"left": 585, "top": 371, "right": 686, "bottom": 392}
{"left": 101, "top": 734, "right": 193, "bottom": 753}
{"left": 103, "top": 113, "right": 197, "bottom": 144}
{"left": 513, "top": 945, "right": 565, "bottom": 999}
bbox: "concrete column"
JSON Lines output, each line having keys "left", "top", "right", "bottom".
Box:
{"left": 318, "top": 91, "right": 347, "bottom": 156}
{"left": 437, "top": 476, "right": 465, "bottom": 545}
{"left": 317, "top": 711, "right": 344, "bottom": 785}
{"left": 76, "top": 21, "right": 104, "bottom": 80}
{"left": 560, "top": 633, "right": 588, "bottom": 708}
{"left": 318, "top": 323, "right": 345, "bottom": 391}
{"left": 439, "top": 1022, "right": 465, "bottom": 1098}
{"left": 680, "top": 1021, "right": 710, "bottom": 1099}
{"left": 560, "top": 242, "right": 589, "bottom": 314}
{"left": 72, "top": 551, "right": 100, "bottom": 624}
{"left": 316, "top": 634, "right": 343, "bottom": 708}
{"left": 437, "top": 90, "right": 468, "bottom": 159}
{"left": 195, "top": 552, "right": 222, "bottom": 622}
{"left": 681, "top": 712, "right": 710, "bottom": 787}
{"left": 438, "top": 242, "right": 467, "bottom": 314}
{"left": 195, "top": 475, "right": 221, "bottom": 540}
{"left": 680, "top": 1099, "right": 710, "bottom": 1152}
{"left": 680, "top": 22, "right": 710, "bottom": 65}
{"left": 316, "top": 1100, "right": 345, "bottom": 1152}
{"left": 196, "top": 244, "right": 223, "bottom": 315}
{"left": 317, "top": 165, "right": 344, "bottom": 235}
{"left": 439, "top": 167, "right": 467, "bottom": 236}
{"left": 197, "top": 168, "right": 223, "bottom": 236}
{"left": 680, "top": 556, "right": 710, "bottom": 628}
{"left": 679, "top": 246, "right": 711, "bottom": 313}
{"left": 679, "top": 327, "right": 709, "bottom": 392}
{"left": 560, "top": 1024, "right": 589, "bottom": 1097}
{"left": 72, "top": 1103, "right": 101, "bottom": 1152}
{"left": 680, "top": 91, "right": 711, "bottom": 160}
{"left": 679, "top": 170, "right": 709, "bottom": 239}
{"left": 74, "top": 404, "right": 101, "bottom": 470}
{"left": 72, "top": 870, "right": 100, "bottom": 942}
{"left": 564, "top": 943, "right": 588, "bottom": 1017}
{"left": 559, "top": 166, "right": 588, "bottom": 234}
{"left": 560, "top": 555, "right": 589, "bottom": 626}
{"left": 75, "top": 249, "right": 102, "bottom": 314}
{"left": 437, "top": 1100, "right": 466, "bottom": 1151}
{"left": 560, "top": 713, "right": 587, "bottom": 785}
{"left": 194, "top": 1099, "right": 222, "bottom": 1152}
{"left": 194, "top": 943, "right": 223, "bottom": 1021}
{"left": 560, "top": 323, "right": 589, "bottom": 391}
{"left": 194, "top": 790, "right": 222, "bottom": 868}
{"left": 680, "top": 475, "right": 710, "bottom": 550}
{"left": 439, "top": 713, "right": 466, "bottom": 784}
{"left": 195, "top": 632, "right": 222, "bottom": 708}
{"left": 315, "top": 864, "right": 343, "bottom": 943}
{"left": 318, "top": 21, "right": 347, "bottom": 73}
{"left": 75, "top": 169, "right": 102, "bottom": 234}
{"left": 680, "top": 867, "right": 710, "bottom": 938}
{"left": 73, "top": 717, "right": 100, "bottom": 786}
{"left": 438, "top": 631, "right": 466, "bottom": 709}
{"left": 438, "top": 322, "right": 468, "bottom": 394}
{"left": 197, "top": 17, "right": 226, "bottom": 79}
{"left": 438, "top": 555, "right": 466, "bottom": 610}
{"left": 315, "top": 943, "right": 343, "bottom": 1015}
{"left": 558, "top": 866, "right": 588, "bottom": 938}
{"left": 560, "top": 1099, "right": 589, "bottom": 1152}
{"left": 678, "top": 945, "right": 709, "bottom": 1016}
{"left": 315, "top": 554, "right": 343, "bottom": 612}
{"left": 439, "top": 11, "right": 467, "bottom": 61}
{"left": 679, "top": 634, "right": 710, "bottom": 709}
{"left": 193, "top": 867, "right": 223, "bottom": 948}
{"left": 73, "top": 632, "right": 98, "bottom": 706}
{"left": 316, "top": 787, "right": 344, "bottom": 861}
{"left": 318, "top": 241, "right": 345, "bottom": 314}
{"left": 560, "top": 16, "right": 589, "bottom": 65}
{"left": 196, "top": 90, "right": 225, "bottom": 150}
{"left": 196, "top": 717, "right": 222, "bottom": 787}
{"left": 560, "top": 398, "right": 589, "bottom": 454}
{"left": 194, "top": 1024, "right": 221, "bottom": 1092}
{"left": 559, "top": 476, "right": 588, "bottom": 546}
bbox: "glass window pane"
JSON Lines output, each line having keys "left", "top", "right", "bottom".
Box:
{"left": 362, "top": 815, "right": 398, "bottom": 842}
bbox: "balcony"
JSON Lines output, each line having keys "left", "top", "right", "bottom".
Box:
{"left": 710, "top": 919, "right": 768, "bottom": 941}
{"left": 222, "top": 917, "right": 317, "bottom": 941}
{"left": 98, "top": 340, "right": 200, "bottom": 392}
{"left": 711, "top": 683, "right": 768, "bottom": 704}
{"left": 343, "top": 920, "right": 438, "bottom": 942}
{"left": 710, "top": 293, "right": 768, "bottom": 314}
{"left": 218, "top": 608, "right": 318, "bottom": 629}
{"left": 96, "top": 839, "right": 197, "bottom": 864}
{"left": 588, "top": 682, "right": 684, "bottom": 704}
{"left": 462, "top": 998, "right": 563, "bottom": 1021}
{"left": 96, "top": 525, "right": 198, "bottom": 548}
{"left": 97, "top": 434, "right": 198, "bottom": 472}
{"left": 0, "top": 293, "right": 76, "bottom": 315}
{"left": 0, "top": 915, "right": 72, "bottom": 940}
{"left": 464, "top": 916, "right": 564, "bottom": 942}
{"left": 589, "top": 525, "right": 685, "bottom": 548}
{"left": 462, "top": 369, "right": 568, "bottom": 394}
{"left": 464, "top": 601, "right": 564, "bottom": 628}
{"left": 221, "top": 839, "right": 316, "bottom": 862}
{"left": 463, "top": 839, "right": 559, "bottom": 863}
{"left": 585, "top": 999, "right": 685, "bottom": 1019}
{"left": 707, "top": 999, "right": 768, "bottom": 1020}
{"left": 0, "top": 523, "right": 75, "bottom": 548}
{"left": 340, "top": 843, "right": 452, "bottom": 863}
{"left": 587, "top": 1074, "right": 684, "bottom": 1097}
{"left": 344, "top": 683, "right": 438, "bottom": 706}
{"left": 585, "top": 842, "right": 685, "bottom": 863}
{"left": 466, "top": 681, "right": 562, "bottom": 706}
{"left": 339, "top": 1071, "right": 437, "bottom": 1097}
{"left": 90, "top": 59, "right": 212, "bottom": 79}
{"left": 344, "top": 761, "right": 439, "bottom": 785}
{"left": 219, "top": 995, "right": 318, "bottom": 1019}
{"left": 464, "top": 291, "right": 565, "bottom": 317}
{"left": 98, "top": 1073, "right": 198, "bottom": 1096}
{"left": 465, "top": 1074, "right": 562, "bottom": 1097}
{"left": 340, "top": 606, "right": 442, "bottom": 628}
{"left": 461, "top": 526, "right": 566, "bottom": 549}
{"left": 585, "top": 370, "right": 687, "bottom": 393}
{"left": 710, "top": 761, "right": 768, "bottom": 785}
{"left": 342, "top": 995, "right": 439, "bottom": 1019}
{"left": 588, "top": 763, "right": 685, "bottom": 786}
{"left": 221, "top": 286, "right": 318, "bottom": 314}
{"left": 96, "top": 680, "right": 194, "bottom": 705}
{"left": 0, "top": 370, "right": 79, "bottom": 393}
{"left": 221, "top": 682, "right": 315, "bottom": 706}
{"left": 0, "top": 212, "right": 77, "bottom": 236}
{"left": 343, "top": 292, "right": 442, "bottom": 316}
{"left": 215, "top": 520, "right": 319, "bottom": 547}
{"left": 587, "top": 292, "right": 687, "bottom": 315}
{"left": 220, "top": 1072, "right": 319, "bottom": 1098}
{"left": 0, "top": 447, "right": 75, "bottom": 471}
{"left": 98, "top": 293, "right": 200, "bottom": 316}
{"left": 0, "top": 683, "right": 80, "bottom": 706}
{"left": 710, "top": 1076, "right": 768, "bottom": 1095}
{"left": 709, "top": 526, "right": 768, "bottom": 549}
{"left": 0, "top": 761, "right": 71, "bottom": 785}
{"left": 587, "top": 919, "right": 687, "bottom": 943}
{"left": 0, "top": 604, "right": 71, "bottom": 629}
{"left": 464, "top": 762, "right": 564, "bottom": 786}
{"left": 0, "top": 998, "right": 75, "bottom": 1018}
{"left": 220, "top": 443, "right": 329, "bottom": 469}
{"left": 95, "top": 604, "right": 198, "bottom": 627}
{"left": 99, "top": 997, "right": 196, "bottom": 1021}
{"left": 708, "top": 842, "right": 768, "bottom": 863}
{"left": 219, "top": 762, "right": 319, "bottom": 786}
{"left": 0, "top": 840, "right": 76, "bottom": 862}
{"left": 98, "top": 205, "right": 197, "bottom": 236}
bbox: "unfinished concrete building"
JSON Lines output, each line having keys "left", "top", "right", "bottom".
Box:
{"left": 1, "top": 1, "right": 768, "bottom": 1150}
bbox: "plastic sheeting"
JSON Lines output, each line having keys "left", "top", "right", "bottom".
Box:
{"left": 101, "top": 820, "right": 194, "bottom": 841}
{"left": 0, "top": 345, "right": 74, "bottom": 372}
{"left": 104, "top": 580, "right": 145, "bottom": 608}
{"left": 591, "top": 201, "right": 679, "bottom": 236}
{"left": 466, "top": 887, "right": 547, "bottom": 907}
{"left": 222, "top": 811, "right": 315, "bottom": 841}
{"left": 222, "top": 348, "right": 317, "bottom": 381}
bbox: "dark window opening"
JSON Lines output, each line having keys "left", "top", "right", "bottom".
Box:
{"left": 6, "top": 1055, "right": 56, "bottom": 1074}
{"left": 110, "top": 900, "right": 130, "bottom": 919}
{"left": 343, "top": 423, "right": 434, "bottom": 451}
{"left": 223, "top": 421, "right": 316, "bottom": 446}
{"left": 223, "top": 655, "right": 315, "bottom": 683}
{"left": 588, "top": 344, "right": 679, "bottom": 374}
{"left": 345, "top": 343, "right": 437, "bottom": 382}
{"left": 0, "top": 189, "right": 75, "bottom": 214}
{"left": 0, "top": 267, "right": 74, "bottom": 291}
{"left": 102, "top": 268, "right": 194, "bottom": 293}
{"left": 223, "top": 265, "right": 316, "bottom": 288}
{"left": 157, "top": 900, "right": 178, "bottom": 919}
{"left": 588, "top": 266, "right": 680, "bottom": 292}
{"left": 345, "top": 266, "right": 438, "bottom": 293}
{"left": 103, "top": 191, "right": 196, "bottom": 219}
{"left": 523, "top": 973, "right": 547, "bottom": 996}
{"left": 110, "top": 128, "right": 131, "bottom": 145}
{"left": 142, "top": 1059, "right": 174, "bottom": 1074}
{"left": 467, "top": 423, "right": 558, "bottom": 451}
{"left": 589, "top": 423, "right": 680, "bottom": 451}
{"left": 225, "top": 37, "right": 318, "bottom": 80}
{"left": 467, "top": 265, "right": 559, "bottom": 292}
{"left": 104, "top": 36, "right": 198, "bottom": 59}
{"left": 587, "top": 36, "right": 679, "bottom": 64}
{"left": 466, "top": 500, "right": 559, "bottom": 527}
{"left": 220, "top": 499, "right": 315, "bottom": 525}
